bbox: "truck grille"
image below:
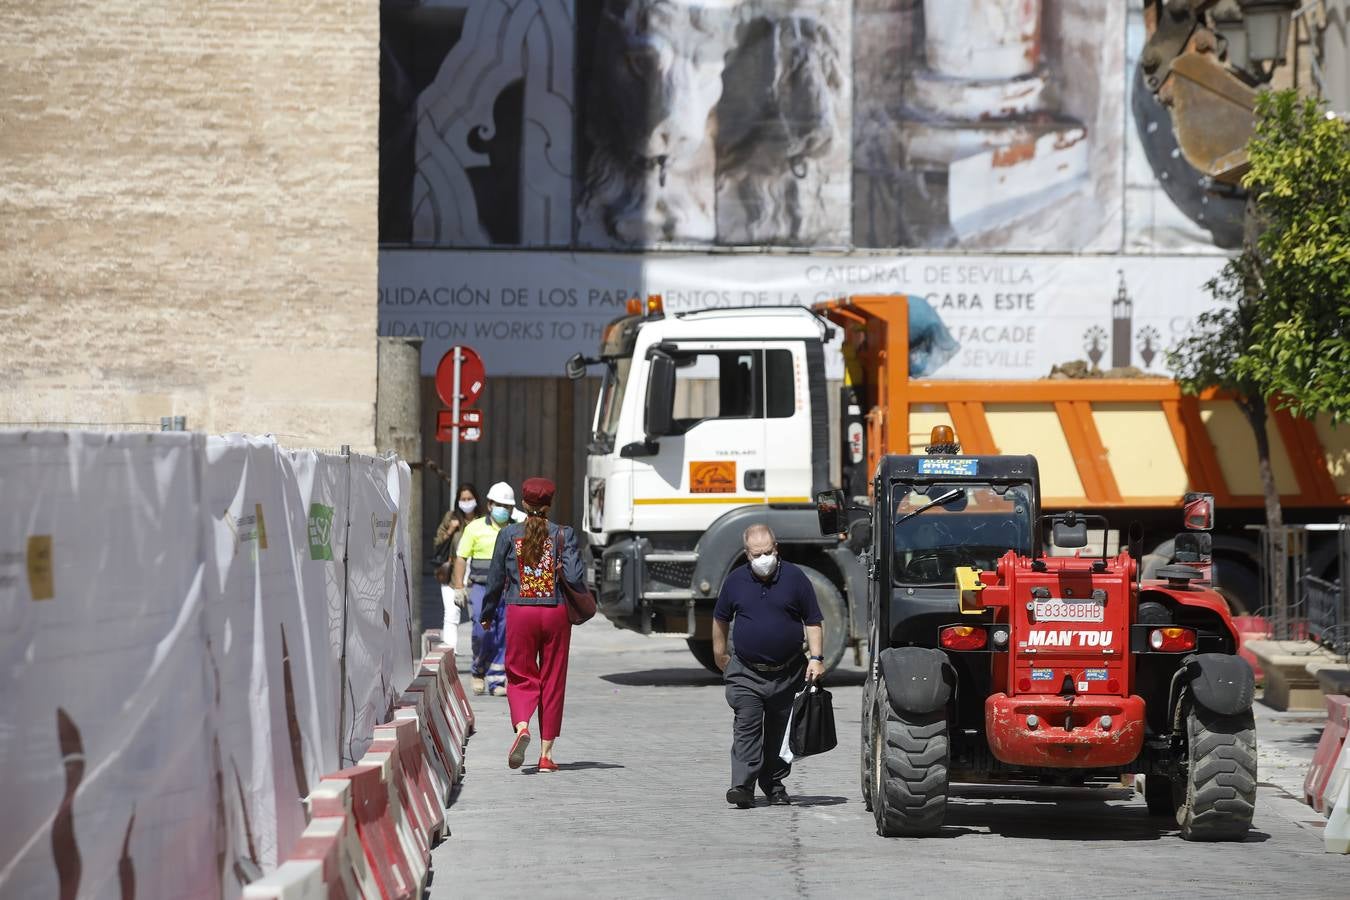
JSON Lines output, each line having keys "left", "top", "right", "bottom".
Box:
{"left": 647, "top": 559, "right": 696, "bottom": 589}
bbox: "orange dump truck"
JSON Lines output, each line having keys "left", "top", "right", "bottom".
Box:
{"left": 817, "top": 294, "right": 1350, "bottom": 613}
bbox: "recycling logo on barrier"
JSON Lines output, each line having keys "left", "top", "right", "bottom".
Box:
{"left": 308, "top": 504, "right": 334, "bottom": 561}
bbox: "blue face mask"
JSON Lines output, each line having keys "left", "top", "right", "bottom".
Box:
{"left": 491, "top": 506, "right": 510, "bottom": 525}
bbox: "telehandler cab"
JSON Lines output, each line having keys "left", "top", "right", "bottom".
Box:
{"left": 816, "top": 427, "right": 1256, "bottom": 840}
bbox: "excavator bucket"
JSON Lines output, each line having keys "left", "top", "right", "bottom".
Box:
{"left": 1167, "top": 53, "right": 1257, "bottom": 185}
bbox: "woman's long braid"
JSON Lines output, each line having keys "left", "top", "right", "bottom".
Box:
{"left": 521, "top": 503, "right": 551, "bottom": 567}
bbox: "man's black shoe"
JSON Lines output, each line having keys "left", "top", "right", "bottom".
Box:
{"left": 767, "top": 789, "right": 792, "bottom": 806}
{"left": 726, "top": 786, "right": 754, "bottom": 809}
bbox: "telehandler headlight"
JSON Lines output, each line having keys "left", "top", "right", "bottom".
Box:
{"left": 1148, "top": 626, "right": 1197, "bottom": 652}
{"left": 940, "top": 624, "right": 987, "bottom": 651}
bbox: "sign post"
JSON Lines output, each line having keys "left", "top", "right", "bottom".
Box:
{"left": 449, "top": 347, "right": 463, "bottom": 498}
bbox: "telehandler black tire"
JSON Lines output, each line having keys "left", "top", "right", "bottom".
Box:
{"left": 861, "top": 690, "right": 875, "bottom": 812}
{"left": 1177, "top": 700, "right": 1256, "bottom": 841}
{"left": 872, "top": 695, "right": 948, "bottom": 836}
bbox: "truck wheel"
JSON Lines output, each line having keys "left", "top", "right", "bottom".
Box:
{"left": 861, "top": 687, "right": 875, "bottom": 811}
{"left": 1211, "top": 557, "right": 1258, "bottom": 617}
{"left": 686, "top": 639, "right": 722, "bottom": 676}
{"left": 1177, "top": 699, "right": 1257, "bottom": 841}
{"left": 1143, "top": 773, "right": 1179, "bottom": 816}
{"left": 872, "top": 694, "right": 949, "bottom": 836}
{"left": 798, "top": 565, "right": 848, "bottom": 676}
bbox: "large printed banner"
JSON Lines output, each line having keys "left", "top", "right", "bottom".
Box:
{"left": 382, "top": 1, "right": 1241, "bottom": 253}
{"left": 0, "top": 433, "right": 414, "bottom": 899}
{"left": 379, "top": 249, "right": 1228, "bottom": 379}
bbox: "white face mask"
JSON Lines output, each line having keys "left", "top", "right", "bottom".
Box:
{"left": 458, "top": 500, "right": 477, "bottom": 515}
{"left": 750, "top": 553, "right": 778, "bottom": 578}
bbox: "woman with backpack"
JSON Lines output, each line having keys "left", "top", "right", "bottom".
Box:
{"left": 480, "top": 477, "right": 586, "bottom": 773}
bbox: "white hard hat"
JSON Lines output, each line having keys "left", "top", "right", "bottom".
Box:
{"left": 486, "top": 481, "right": 516, "bottom": 506}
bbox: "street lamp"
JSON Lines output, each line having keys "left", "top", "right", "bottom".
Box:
{"left": 1237, "top": 0, "right": 1298, "bottom": 66}
{"left": 1211, "top": 2, "right": 1250, "bottom": 70}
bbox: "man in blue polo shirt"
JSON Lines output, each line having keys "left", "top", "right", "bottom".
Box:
{"left": 713, "top": 523, "right": 825, "bottom": 809}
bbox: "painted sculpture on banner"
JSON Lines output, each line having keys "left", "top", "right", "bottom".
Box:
{"left": 576, "top": 0, "right": 849, "bottom": 248}
{"left": 386, "top": 0, "right": 1239, "bottom": 252}
{"left": 576, "top": 0, "right": 735, "bottom": 246}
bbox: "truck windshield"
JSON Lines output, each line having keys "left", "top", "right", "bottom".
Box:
{"left": 593, "top": 357, "right": 631, "bottom": 446}
{"left": 891, "top": 482, "right": 1033, "bottom": 585}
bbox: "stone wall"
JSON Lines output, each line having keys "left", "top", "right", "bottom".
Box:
{"left": 0, "top": 1, "right": 379, "bottom": 449}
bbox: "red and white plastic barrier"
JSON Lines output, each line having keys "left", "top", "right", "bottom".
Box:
{"left": 1326, "top": 738, "right": 1350, "bottom": 853}
{"left": 247, "top": 642, "right": 475, "bottom": 897}
{"left": 373, "top": 719, "right": 445, "bottom": 843}
{"left": 1305, "top": 694, "right": 1350, "bottom": 813}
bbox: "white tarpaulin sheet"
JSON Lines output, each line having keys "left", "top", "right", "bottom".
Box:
{"left": 0, "top": 433, "right": 416, "bottom": 900}
{"left": 342, "top": 453, "right": 412, "bottom": 765}
{"left": 0, "top": 432, "right": 218, "bottom": 899}
{"left": 285, "top": 448, "right": 350, "bottom": 779}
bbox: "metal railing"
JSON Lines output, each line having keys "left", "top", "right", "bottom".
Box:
{"left": 1259, "top": 525, "right": 1309, "bottom": 640}
{"left": 1254, "top": 517, "right": 1349, "bottom": 643}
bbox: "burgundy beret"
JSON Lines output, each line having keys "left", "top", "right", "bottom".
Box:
{"left": 521, "top": 476, "right": 556, "bottom": 508}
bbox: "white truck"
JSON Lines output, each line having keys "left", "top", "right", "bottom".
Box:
{"left": 567, "top": 298, "right": 863, "bottom": 673}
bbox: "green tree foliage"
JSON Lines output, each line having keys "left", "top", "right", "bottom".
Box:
{"left": 1240, "top": 91, "right": 1350, "bottom": 422}
{"left": 1169, "top": 91, "right": 1348, "bottom": 619}
{"left": 1171, "top": 90, "right": 1350, "bottom": 423}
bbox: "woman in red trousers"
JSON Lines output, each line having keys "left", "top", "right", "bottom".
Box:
{"left": 480, "top": 476, "right": 584, "bottom": 772}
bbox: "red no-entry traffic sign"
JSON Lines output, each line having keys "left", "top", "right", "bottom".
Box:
{"left": 435, "top": 346, "right": 486, "bottom": 407}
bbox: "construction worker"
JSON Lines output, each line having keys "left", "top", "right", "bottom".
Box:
{"left": 454, "top": 481, "right": 516, "bottom": 695}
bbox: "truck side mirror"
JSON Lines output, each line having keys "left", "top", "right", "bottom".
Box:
{"left": 644, "top": 351, "right": 677, "bottom": 439}
{"left": 565, "top": 352, "right": 589, "bottom": 381}
{"left": 1051, "top": 520, "right": 1088, "bottom": 549}
{"left": 1182, "top": 492, "right": 1214, "bottom": 531}
{"left": 1173, "top": 531, "right": 1212, "bottom": 564}
{"left": 815, "top": 489, "right": 847, "bottom": 536}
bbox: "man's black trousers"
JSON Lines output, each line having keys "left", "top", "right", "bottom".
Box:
{"left": 724, "top": 656, "right": 805, "bottom": 793}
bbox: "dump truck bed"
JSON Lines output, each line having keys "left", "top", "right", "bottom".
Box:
{"left": 817, "top": 294, "right": 1349, "bottom": 510}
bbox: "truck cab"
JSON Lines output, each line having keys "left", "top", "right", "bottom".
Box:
{"left": 569, "top": 298, "right": 863, "bottom": 672}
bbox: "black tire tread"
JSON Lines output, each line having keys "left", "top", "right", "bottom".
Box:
{"left": 1178, "top": 702, "right": 1257, "bottom": 841}
{"left": 875, "top": 705, "right": 948, "bottom": 836}
{"left": 861, "top": 690, "right": 874, "bottom": 811}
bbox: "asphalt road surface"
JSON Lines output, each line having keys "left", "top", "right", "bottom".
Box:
{"left": 428, "top": 619, "right": 1344, "bottom": 900}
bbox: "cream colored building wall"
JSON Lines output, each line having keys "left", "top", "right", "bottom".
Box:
{"left": 0, "top": 2, "right": 378, "bottom": 450}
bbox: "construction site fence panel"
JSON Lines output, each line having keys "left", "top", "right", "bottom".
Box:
{"left": 0, "top": 431, "right": 416, "bottom": 899}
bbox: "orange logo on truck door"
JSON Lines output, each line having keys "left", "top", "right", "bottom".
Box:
{"left": 690, "top": 461, "right": 736, "bottom": 494}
